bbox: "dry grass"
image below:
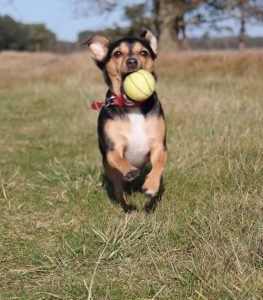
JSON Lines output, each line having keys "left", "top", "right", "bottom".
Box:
{"left": 0, "top": 49, "right": 262, "bottom": 299}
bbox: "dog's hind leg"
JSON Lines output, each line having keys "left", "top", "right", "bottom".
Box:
{"left": 104, "top": 161, "right": 133, "bottom": 211}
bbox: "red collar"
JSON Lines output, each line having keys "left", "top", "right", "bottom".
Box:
{"left": 91, "top": 93, "right": 142, "bottom": 110}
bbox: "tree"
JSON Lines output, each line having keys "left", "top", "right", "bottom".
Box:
{"left": 205, "top": 0, "right": 263, "bottom": 49}
{"left": 0, "top": 15, "right": 56, "bottom": 51}
{"left": 0, "top": 15, "right": 28, "bottom": 50}
{"left": 72, "top": 0, "right": 206, "bottom": 50}
{"left": 71, "top": 0, "right": 120, "bottom": 17}
{"left": 72, "top": 0, "right": 263, "bottom": 51}
{"left": 27, "top": 24, "right": 56, "bottom": 51}
{"left": 124, "top": 3, "right": 156, "bottom": 36}
{"left": 151, "top": 0, "right": 209, "bottom": 50}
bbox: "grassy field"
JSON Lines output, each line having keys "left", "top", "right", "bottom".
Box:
{"left": 0, "top": 49, "right": 262, "bottom": 299}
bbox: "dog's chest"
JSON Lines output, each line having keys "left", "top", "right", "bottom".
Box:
{"left": 123, "top": 109, "right": 149, "bottom": 168}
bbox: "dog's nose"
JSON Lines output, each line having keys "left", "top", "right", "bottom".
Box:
{"left": 126, "top": 57, "right": 138, "bottom": 69}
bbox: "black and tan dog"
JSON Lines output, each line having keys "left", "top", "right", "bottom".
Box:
{"left": 86, "top": 31, "right": 167, "bottom": 210}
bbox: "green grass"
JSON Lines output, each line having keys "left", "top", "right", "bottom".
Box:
{"left": 0, "top": 50, "right": 262, "bottom": 299}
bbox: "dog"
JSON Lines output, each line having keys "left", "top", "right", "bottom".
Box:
{"left": 86, "top": 30, "right": 167, "bottom": 210}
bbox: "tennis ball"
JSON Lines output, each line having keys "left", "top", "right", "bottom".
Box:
{"left": 123, "top": 69, "right": 155, "bottom": 101}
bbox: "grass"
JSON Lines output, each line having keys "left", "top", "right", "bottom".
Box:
{"left": 0, "top": 49, "right": 262, "bottom": 299}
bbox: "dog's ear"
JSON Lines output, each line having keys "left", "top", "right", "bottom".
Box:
{"left": 84, "top": 35, "right": 110, "bottom": 61}
{"left": 141, "top": 30, "right": 158, "bottom": 55}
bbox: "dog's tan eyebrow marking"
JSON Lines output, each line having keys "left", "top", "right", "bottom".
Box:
{"left": 111, "top": 43, "right": 129, "bottom": 57}
{"left": 132, "top": 42, "right": 147, "bottom": 54}
{"left": 112, "top": 46, "right": 120, "bottom": 52}
{"left": 118, "top": 42, "right": 129, "bottom": 55}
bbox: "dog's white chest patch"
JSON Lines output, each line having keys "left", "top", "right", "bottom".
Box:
{"left": 123, "top": 109, "right": 149, "bottom": 168}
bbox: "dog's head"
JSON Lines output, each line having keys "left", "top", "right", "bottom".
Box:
{"left": 86, "top": 31, "right": 157, "bottom": 95}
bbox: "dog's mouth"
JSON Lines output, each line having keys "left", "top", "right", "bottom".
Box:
{"left": 120, "top": 84, "right": 134, "bottom": 105}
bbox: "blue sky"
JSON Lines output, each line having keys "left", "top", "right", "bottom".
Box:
{"left": 0, "top": 0, "right": 262, "bottom": 42}
{"left": 0, "top": 0, "right": 129, "bottom": 41}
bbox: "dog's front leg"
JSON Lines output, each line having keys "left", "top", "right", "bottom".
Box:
{"left": 107, "top": 149, "right": 140, "bottom": 181}
{"left": 142, "top": 145, "right": 167, "bottom": 198}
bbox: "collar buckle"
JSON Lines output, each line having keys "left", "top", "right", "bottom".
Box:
{"left": 104, "top": 96, "right": 116, "bottom": 107}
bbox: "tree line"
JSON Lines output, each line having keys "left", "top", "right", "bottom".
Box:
{"left": 0, "top": 15, "right": 56, "bottom": 51}
{"left": 75, "top": 0, "right": 263, "bottom": 50}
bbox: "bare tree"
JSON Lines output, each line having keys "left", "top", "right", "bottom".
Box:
{"left": 152, "top": 0, "right": 209, "bottom": 50}
{"left": 71, "top": 0, "right": 205, "bottom": 50}
{"left": 206, "top": 0, "right": 263, "bottom": 49}
{"left": 124, "top": 3, "right": 154, "bottom": 36}
{"left": 72, "top": 0, "right": 119, "bottom": 15}
{"left": 71, "top": 0, "right": 263, "bottom": 51}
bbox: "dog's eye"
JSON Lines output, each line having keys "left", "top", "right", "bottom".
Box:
{"left": 140, "top": 50, "right": 149, "bottom": 57}
{"left": 113, "top": 51, "right": 122, "bottom": 58}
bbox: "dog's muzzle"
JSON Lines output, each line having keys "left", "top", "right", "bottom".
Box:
{"left": 126, "top": 57, "right": 138, "bottom": 71}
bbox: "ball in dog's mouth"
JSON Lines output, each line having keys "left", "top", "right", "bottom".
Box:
{"left": 121, "top": 71, "right": 137, "bottom": 105}
{"left": 120, "top": 85, "right": 136, "bottom": 106}
{"left": 122, "top": 70, "right": 156, "bottom": 102}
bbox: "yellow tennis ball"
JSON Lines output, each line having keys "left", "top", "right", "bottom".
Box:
{"left": 123, "top": 70, "right": 156, "bottom": 101}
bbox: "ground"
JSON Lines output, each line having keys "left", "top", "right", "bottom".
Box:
{"left": 0, "top": 50, "right": 262, "bottom": 299}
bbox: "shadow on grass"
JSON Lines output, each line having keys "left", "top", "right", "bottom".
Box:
{"left": 101, "top": 164, "right": 165, "bottom": 213}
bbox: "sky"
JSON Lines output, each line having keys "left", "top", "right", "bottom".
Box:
{"left": 0, "top": 0, "right": 129, "bottom": 41}
{"left": 0, "top": 0, "right": 262, "bottom": 42}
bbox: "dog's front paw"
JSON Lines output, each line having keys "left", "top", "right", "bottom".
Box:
{"left": 123, "top": 168, "right": 140, "bottom": 182}
{"left": 142, "top": 178, "right": 159, "bottom": 198}
{"left": 142, "top": 188, "right": 158, "bottom": 198}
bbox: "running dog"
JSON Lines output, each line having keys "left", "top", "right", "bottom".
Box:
{"left": 86, "top": 31, "right": 167, "bottom": 210}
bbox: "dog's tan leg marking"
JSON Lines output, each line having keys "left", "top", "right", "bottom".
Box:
{"left": 142, "top": 146, "right": 167, "bottom": 197}
{"left": 105, "top": 119, "right": 140, "bottom": 181}
{"left": 107, "top": 150, "right": 140, "bottom": 181}
{"left": 104, "top": 161, "right": 128, "bottom": 206}
{"left": 142, "top": 117, "right": 167, "bottom": 197}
